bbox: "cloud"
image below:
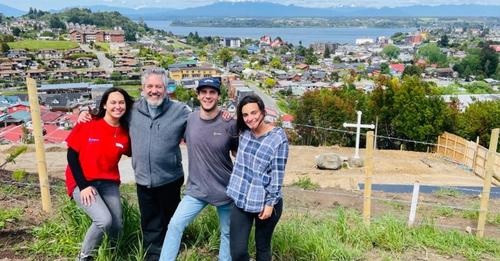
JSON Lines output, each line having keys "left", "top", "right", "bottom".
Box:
{"left": 3, "top": 0, "right": 500, "bottom": 11}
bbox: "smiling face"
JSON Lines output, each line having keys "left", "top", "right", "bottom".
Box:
{"left": 104, "top": 91, "right": 127, "bottom": 121}
{"left": 142, "top": 74, "right": 166, "bottom": 106}
{"left": 241, "top": 102, "right": 264, "bottom": 131}
{"left": 197, "top": 87, "right": 219, "bottom": 113}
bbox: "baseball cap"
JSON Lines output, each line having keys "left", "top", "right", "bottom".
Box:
{"left": 197, "top": 77, "right": 221, "bottom": 93}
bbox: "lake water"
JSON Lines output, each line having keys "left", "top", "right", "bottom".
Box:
{"left": 144, "top": 20, "right": 414, "bottom": 46}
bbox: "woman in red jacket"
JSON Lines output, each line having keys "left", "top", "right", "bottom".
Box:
{"left": 65, "top": 87, "right": 134, "bottom": 261}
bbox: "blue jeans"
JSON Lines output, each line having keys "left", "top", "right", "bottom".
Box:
{"left": 159, "top": 195, "right": 231, "bottom": 261}
{"left": 72, "top": 181, "right": 123, "bottom": 258}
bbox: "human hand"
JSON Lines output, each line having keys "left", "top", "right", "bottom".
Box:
{"left": 80, "top": 186, "right": 97, "bottom": 206}
{"left": 258, "top": 205, "right": 274, "bottom": 220}
{"left": 221, "top": 110, "right": 234, "bottom": 122}
{"left": 77, "top": 111, "right": 92, "bottom": 123}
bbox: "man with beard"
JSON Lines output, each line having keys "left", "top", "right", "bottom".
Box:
{"left": 79, "top": 67, "right": 191, "bottom": 261}
{"left": 130, "top": 68, "right": 191, "bottom": 261}
{"left": 159, "top": 77, "right": 238, "bottom": 261}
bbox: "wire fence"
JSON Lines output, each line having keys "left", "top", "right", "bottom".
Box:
{"left": 0, "top": 180, "right": 500, "bottom": 226}
{"left": 284, "top": 186, "right": 500, "bottom": 214}
{"left": 293, "top": 123, "right": 450, "bottom": 149}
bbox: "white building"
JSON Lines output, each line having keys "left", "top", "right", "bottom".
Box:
{"left": 220, "top": 37, "right": 241, "bottom": 48}
{"left": 355, "top": 38, "right": 374, "bottom": 45}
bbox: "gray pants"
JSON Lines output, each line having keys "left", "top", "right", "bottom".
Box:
{"left": 73, "top": 181, "right": 123, "bottom": 258}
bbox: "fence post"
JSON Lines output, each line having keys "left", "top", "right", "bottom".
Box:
{"left": 437, "top": 135, "right": 441, "bottom": 154}
{"left": 472, "top": 136, "right": 480, "bottom": 174}
{"left": 26, "top": 77, "right": 52, "bottom": 213}
{"left": 363, "top": 131, "right": 374, "bottom": 225}
{"left": 476, "top": 128, "right": 499, "bottom": 238}
{"left": 452, "top": 134, "right": 458, "bottom": 161}
{"left": 408, "top": 181, "right": 420, "bottom": 226}
{"left": 444, "top": 133, "right": 449, "bottom": 157}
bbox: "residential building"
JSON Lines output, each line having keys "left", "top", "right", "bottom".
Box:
{"left": 220, "top": 37, "right": 241, "bottom": 48}
{"left": 69, "top": 27, "right": 125, "bottom": 44}
{"left": 168, "top": 63, "right": 221, "bottom": 82}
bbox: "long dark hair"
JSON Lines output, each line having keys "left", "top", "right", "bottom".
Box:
{"left": 236, "top": 94, "right": 266, "bottom": 133}
{"left": 93, "top": 87, "right": 134, "bottom": 130}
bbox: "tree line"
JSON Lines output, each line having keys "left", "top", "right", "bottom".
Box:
{"left": 288, "top": 75, "right": 500, "bottom": 150}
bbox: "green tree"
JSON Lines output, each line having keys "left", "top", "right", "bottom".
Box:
{"left": 110, "top": 72, "right": 122, "bottom": 81}
{"left": 456, "top": 100, "right": 500, "bottom": 147}
{"left": 1, "top": 34, "right": 14, "bottom": 42}
{"left": 269, "top": 57, "right": 282, "bottom": 69}
{"left": 49, "top": 16, "right": 66, "bottom": 29}
{"left": 263, "top": 77, "right": 277, "bottom": 89}
{"left": 464, "top": 81, "right": 494, "bottom": 94}
{"left": 11, "top": 27, "right": 21, "bottom": 37}
{"left": 438, "top": 34, "right": 449, "bottom": 47}
{"left": 391, "top": 76, "right": 451, "bottom": 149}
{"left": 380, "top": 63, "right": 390, "bottom": 75}
{"left": 174, "top": 86, "right": 196, "bottom": 103}
{"left": 304, "top": 47, "right": 318, "bottom": 65}
{"left": 197, "top": 50, "right": 207, "bottom": 60}
{"left": 0, "top": 42, "right": 10, "bottom": 54}
{"left": 292, "top": 88, "right": 366, "bottom": 146}
{"left": 159, "top": 54, "right": 175, "bottom": 68}
{"left": 382, "top": 44, "right": 400, "bottom": 60}
{"left": 217, "top": 48, "right": 232, "bottom": 66}
{"left": 402, "top": 65, "right": 422, "bottom": 78}
{"left": 390, "top": 32, "right": 405, "bottom": 44}
{"left": 417, "top": 43, "right": 447, "bottom": 66}
{"left": 479, "top": 45, "right": 499, "bottom": 78}
{"left": 368, "top": 75, "right": 398, "bottom": 148}
{"left": 296, "top": 45, "right": 306, "bottom": 57}
{"left": 454, "top": 45, "right": 498, "bottom": 79}
{"left": 324, "top": 46, "right": 331, "bottom": 58}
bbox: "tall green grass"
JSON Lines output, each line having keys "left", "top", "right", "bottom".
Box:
{"left": 273, "top": 208, "right": 499, "bottom": 261}
{"left": 292, "top": 176, "right": 320, "bottom": 190}
{"left": 29, "top": 197, "right": 500, "bottom": 261}
{"left": 0, "top": 207, "right": 22, "bottom": 229}
{"left": 30, "top": 196, "right": 145, "bottom": 260}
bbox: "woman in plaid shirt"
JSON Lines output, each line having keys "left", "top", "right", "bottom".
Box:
{"left": 226, "top": 94, "right": 289, "bottom": 261}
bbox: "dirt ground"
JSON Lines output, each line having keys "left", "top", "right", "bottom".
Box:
{"left": 0, "top": 143, "right": 499, "bottom": 260}
{"left": 0, "top": 143, "right": 486, "bottom": 188}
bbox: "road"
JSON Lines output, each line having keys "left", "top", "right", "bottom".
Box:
{"left": 245, "top": 81, "right": 280, "bottom": 113}
{"left": 80, "top": 44, "right": 114, "bottom": 74}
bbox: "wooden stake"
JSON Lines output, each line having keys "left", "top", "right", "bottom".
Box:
{"left": 476, "top": 128, "right": 499, "bottom": 238}
{"left": 408, "top": 181, "right": 420, "bottom": 226}
{"left": 472, "top": 136, "right": 480, "bottom": 174}
{"left": 26, "top": 78, "right": 52, "bottom": 213}
{"left": 437, "top": 135, "right": 441, "bottom": 154}
{"left": 363, "top": 131, "right": 374, "bottom": 225}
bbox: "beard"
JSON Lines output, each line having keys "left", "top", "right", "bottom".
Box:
{"left": 144, "top": 93, "right": 165, "bottom": 107}
{"left": 146, "top": 98, "right": 164, "bottom": 107}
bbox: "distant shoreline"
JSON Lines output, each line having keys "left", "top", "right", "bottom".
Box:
{"left": 139, "top": 16, "right": 500, "bottom": 29}
{"left": 144, "top": 20, "right": 413, "bottom": 45}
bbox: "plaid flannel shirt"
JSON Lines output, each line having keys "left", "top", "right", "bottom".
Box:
{"left": 227, "top": 128, "right": 289, "bottom": 213}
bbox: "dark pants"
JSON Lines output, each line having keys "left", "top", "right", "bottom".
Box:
{"left": 136, "top": 177, "right": 184, "bottom": 261}
{"left": 230, "top": 199, "right": 283, "bottom": 261}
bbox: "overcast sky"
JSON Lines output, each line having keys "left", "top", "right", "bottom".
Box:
{"left": 2, "top": 0, "right": 500, "bottom": 11}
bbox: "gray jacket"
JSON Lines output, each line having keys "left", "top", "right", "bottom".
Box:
{"left": 129, "top": 97, "right": 191, "bottom": 187}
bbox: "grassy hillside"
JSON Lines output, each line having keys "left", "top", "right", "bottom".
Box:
{"left": 1, "top": 169, "right": 499, "bottom": 260}
{"left": 7, "top": 40, "right": 78, "bottom": 51}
